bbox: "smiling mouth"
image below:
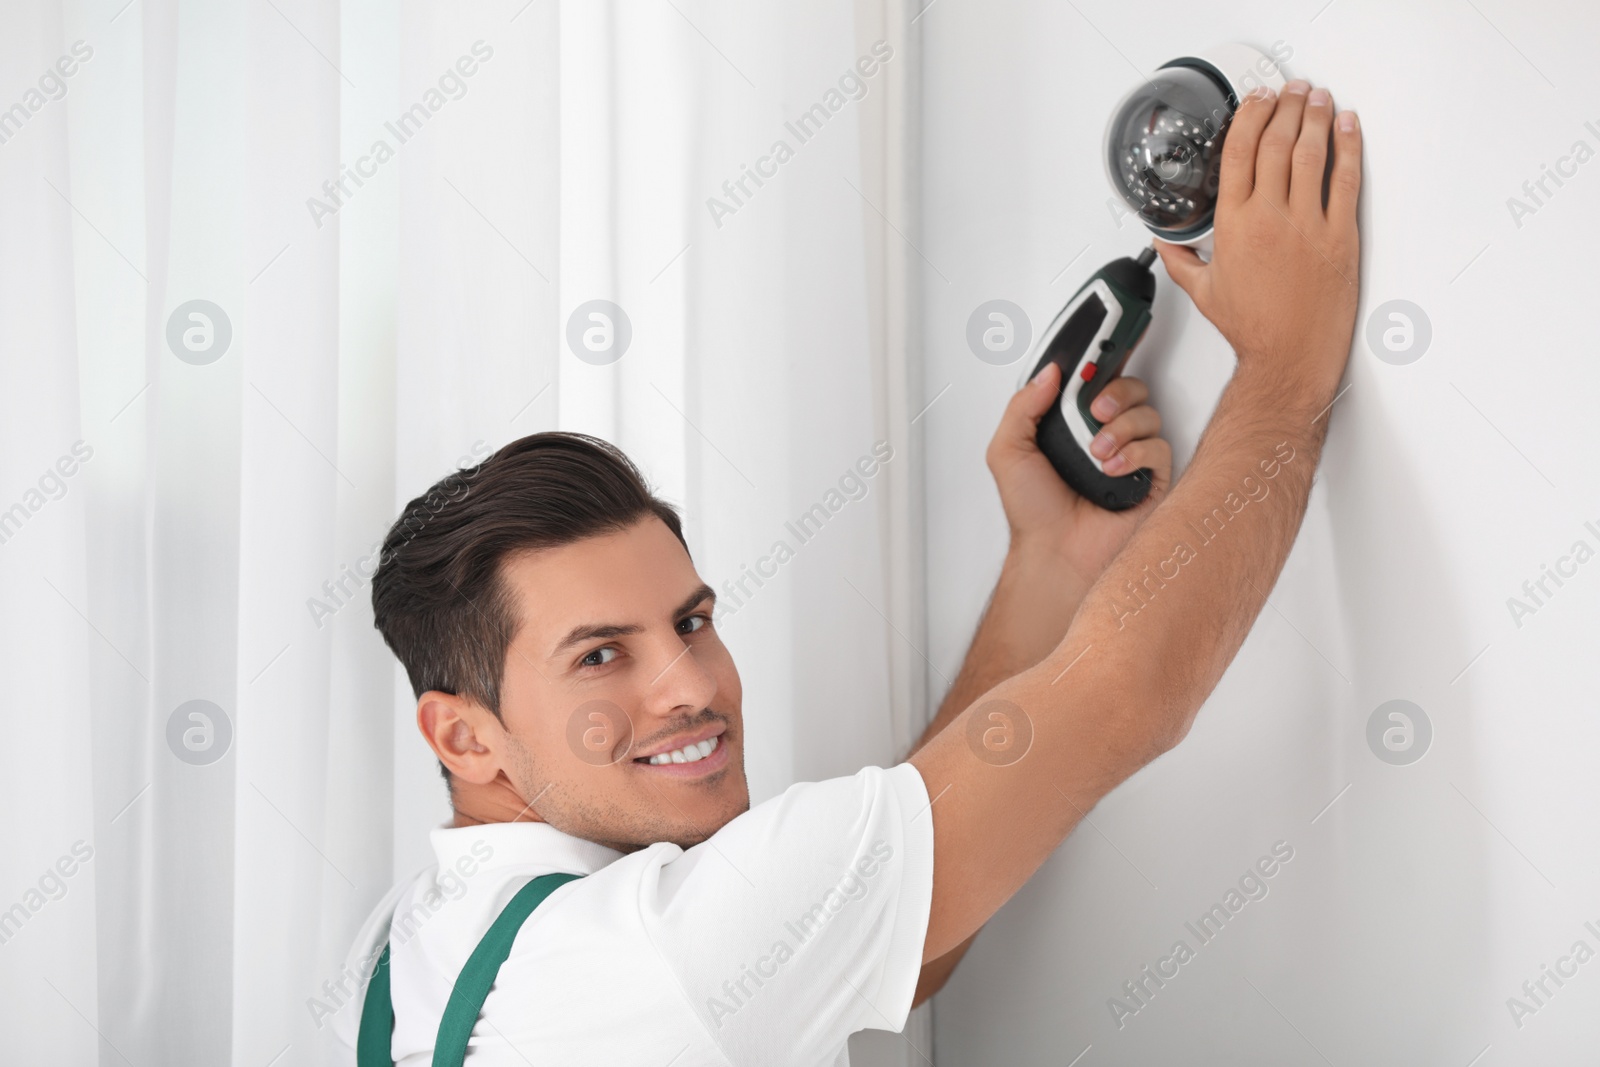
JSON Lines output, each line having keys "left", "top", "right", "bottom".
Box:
{"left": 637, "top": 733, "right": 720, "bottom": 766}
{"left": 630, "top": 728, "right": 730, "bottom": 778}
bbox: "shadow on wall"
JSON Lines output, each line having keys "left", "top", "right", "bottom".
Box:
{"left": 930, "top": 254, "right": 1491, "bottom": 1064}
{"left": 1278, "top": 365, "right": 1492, "bottom": 1064}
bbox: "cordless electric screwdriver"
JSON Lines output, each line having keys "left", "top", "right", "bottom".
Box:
{"left": 1024, "top": 246, "right": 1158, "bottom": 511}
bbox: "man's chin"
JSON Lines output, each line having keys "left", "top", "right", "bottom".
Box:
{"left": 537, "top": 767, "right": 751, "bottom": 853}
{"left": 665, "top": 787, "right": 751, "bottom": 849}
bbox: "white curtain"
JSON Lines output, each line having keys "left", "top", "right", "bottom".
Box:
{"left": 0, "top": 2, "right": 930, "bottom": 1064}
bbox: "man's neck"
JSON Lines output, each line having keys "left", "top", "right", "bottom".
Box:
{"left": 449, "top": 775, "right": 546, "bottom": 828}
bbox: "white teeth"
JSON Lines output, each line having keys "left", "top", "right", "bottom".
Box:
{"left": 646, "top": 735, "right": 719, "bottom": 766}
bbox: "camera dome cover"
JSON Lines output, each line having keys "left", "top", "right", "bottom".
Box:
{"left": 1104, "top": 62, "right": 1235, "bottom": 241}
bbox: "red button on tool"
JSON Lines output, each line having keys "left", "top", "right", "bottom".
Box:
{"left": 1080, "top": 362, "right": 1097, "bottom": 382}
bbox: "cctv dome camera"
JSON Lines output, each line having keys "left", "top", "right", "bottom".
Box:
{"left": 1104, "top": 44, "right": 1289, "bottom": 247}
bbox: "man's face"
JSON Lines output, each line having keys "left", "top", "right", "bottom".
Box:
{"left": 492, "top": 516, "right": 748, "bottom": 851}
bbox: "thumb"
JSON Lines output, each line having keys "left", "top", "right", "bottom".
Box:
{"left": 1014, "top": 359, "right": 1061, "bottom": 426}
{"left": 989, "top": 361, "right": 1059, "bottom": 463}
{"left": 1154, "top": 240, "right": 1209, "bottom": 308}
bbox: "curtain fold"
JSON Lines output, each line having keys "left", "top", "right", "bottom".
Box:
{"left": 0, "top": 1, "right": 925, "bottom": 1065}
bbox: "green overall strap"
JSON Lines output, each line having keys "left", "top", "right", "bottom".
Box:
{"left": 356, "top": 944, "right": 392, "bottom": 1067}
{"left": 355, "top": 871, "right": 584, "bottom": 1067}
{"left": 432, "top": 872, "right": 583, "bottom": 1067}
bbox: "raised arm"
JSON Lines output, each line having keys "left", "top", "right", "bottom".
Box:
{"left": 907, "top": 368, "right": 1171, "bottom": 1004}
{"left": 910, "top": 80, "right": 1362, "bottom": 961}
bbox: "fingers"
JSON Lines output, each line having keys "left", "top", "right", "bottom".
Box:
{"left": 1090, "top": 376, "right": 1149, "bottom": 422}
{"left": 1327, "top": 109, "right": 1363, "bottom": 231}
{"left": 1255, "top": 79, "right": 1311, "bottom": 202}
{"left": 1104, "top": 435, "right": 1171, "bottom": 484}
{"left": 1089, "top": 402, "right": 1162, "bottom": 468}
{"left": 1217, "top": 87, "right": 1278, "bottom": 208}
{"left": 1154, "top": 240, "right": 1209, "bottom": 311}
{"left": 1290, "top": 87, "right": 1335, "bottom": 218}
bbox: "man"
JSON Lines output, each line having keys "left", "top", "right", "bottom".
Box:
{"left": 331, "top": 80, "right": 1360, "bottom": 1065}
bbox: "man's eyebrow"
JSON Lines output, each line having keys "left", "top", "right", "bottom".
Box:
{"left": 550, "top": 583, "right": 716, "bottom": 658}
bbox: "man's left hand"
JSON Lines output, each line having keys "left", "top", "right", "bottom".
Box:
{"left": 984, "top": 361, "right": 1172, "bottom": 583}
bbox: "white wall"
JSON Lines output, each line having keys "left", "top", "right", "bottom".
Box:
{"left": 919, "top": 1, "right": 1600, "bottom": 1062}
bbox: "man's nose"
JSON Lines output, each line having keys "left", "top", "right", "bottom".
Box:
{"left": 641, "top": 635, "right": 717, "bottom": 717}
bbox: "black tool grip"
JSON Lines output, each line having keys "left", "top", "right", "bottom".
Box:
{"left": 1035, "top": 389, "right": 1152, "bottom": 512}
{"left": 1026, "top": 250, "right": 1158, "bottom": 512}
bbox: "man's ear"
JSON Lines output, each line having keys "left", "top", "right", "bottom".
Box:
{"left": 417, "top": 691, "right": 502, "bottom": 786}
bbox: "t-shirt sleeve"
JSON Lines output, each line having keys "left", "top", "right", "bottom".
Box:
{"left": 631, "top": 762, "right": 935, "bottom": 1064}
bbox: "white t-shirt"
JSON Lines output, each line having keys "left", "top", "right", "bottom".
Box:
{"left": 326, "top": 763, "right": 934, "bottom": 1067}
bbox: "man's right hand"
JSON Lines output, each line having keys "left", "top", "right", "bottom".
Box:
{"left": 909, "top": 81, "right": 1362, "bottom": 964}
{"left": 1155, "top": 80, "right": 1362, "bottom": 404}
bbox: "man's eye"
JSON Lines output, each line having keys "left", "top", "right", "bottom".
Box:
{"left": 581, "top": 647, "right": 617, "bottom": 668}
{"left": 677, "top": 614, "right": 708, "bottom": 636}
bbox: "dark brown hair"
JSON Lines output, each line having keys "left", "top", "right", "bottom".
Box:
{"left": 371, "top": 432, "right": 688, "bottom": 727}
